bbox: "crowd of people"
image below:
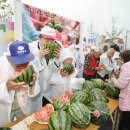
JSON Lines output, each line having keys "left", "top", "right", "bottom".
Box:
{"left": 0, "top": 25, "right": 130, "bottom": 130}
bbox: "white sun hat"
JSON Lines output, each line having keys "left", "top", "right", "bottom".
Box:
{"left": 40, "top": 26, "right": 56, "bottom": 39}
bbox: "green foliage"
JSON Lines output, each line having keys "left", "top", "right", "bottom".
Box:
{"left": 0, "top": 0, "right": 14, "bottom": 21}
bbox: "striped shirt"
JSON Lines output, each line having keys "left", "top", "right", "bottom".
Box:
{"left": 112, "top": 61, "right": 130, "bottom": 111}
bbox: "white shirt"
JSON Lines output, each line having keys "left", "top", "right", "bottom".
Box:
{"left": 97, "top": 53, "right": 119, "bottom": 78}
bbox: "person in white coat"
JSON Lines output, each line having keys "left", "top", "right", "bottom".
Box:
{"left": 48, "top": 48, "right": 78, "bottom": 99}
{"left": 97, "top": 48, "right": 119, "bottom": 80}
{"left": 0, "top": 41, "right": 40, "bottom": 126}
{"left": 28, "top": 26, "right": 62, "bottom": 105}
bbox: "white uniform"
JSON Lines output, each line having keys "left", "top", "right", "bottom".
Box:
{"left": 0, "top": 55, "right": 40, "bottom": 126}
{"left": 97, "top": 53, "right": 119, "bottom": 78}
{"left": 49, "top": 48, "right": 78, "bottom": 98}
{"left": 28, "top": 41, "right": 60, "bottom": 100}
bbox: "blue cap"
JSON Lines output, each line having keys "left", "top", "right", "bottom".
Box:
{"left": 7, "top": 40, "right": 34, "bottom": 65}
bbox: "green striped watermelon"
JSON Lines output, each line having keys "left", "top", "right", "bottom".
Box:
{"left": 13, "top": 65, "right": 34, "bottom": 84}
{"left": 54, "top": 24, "right": 63, "bottom": 32}
{"left": 105, "top": 82, "right": 120, "bottom": 99}
{"left": 63, "top": 64, "right": 74, "bottom": 74}
{"left": 68, "top": 102, "right": 91, "bottom": 128}
{"left": 48, "top": 110, "right": 72, "bottom": 130}
{"left": 47, "top": 18, "right": 63, "bottom": 33}
{"left": 47, "top": 22, "right": 53, "bottom": 28}
{"left": 92, "top": 78, "right": 105, "bottom": 90}
{"left": 89, "top": 100, "right": 111, "bottom": 125}
{"left": 45, "top": 43, "right": 59, "bottom": 60}
{"left": 70, "top": 91, "right": 89, "bottom": 105}
{"left": 82, "top": 80, "right": 95, "bottom": 94}
{"left": 89, "top": 88, "right": 109, "bottom": 103}
{"left": 50, "top": 19, "right": 55, "bottom": 26}
{"left": 53, "top": 100, "right": 69, "bottom": 111}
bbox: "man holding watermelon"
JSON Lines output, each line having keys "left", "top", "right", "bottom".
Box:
{"left": 97, "top": 48, "right": 119, "bottom": 81}
{"left": 28, "top": 26, "right": 62, "bottom": 107}
{"left": 0, "top": 41, "right": 40, "bottom": 126}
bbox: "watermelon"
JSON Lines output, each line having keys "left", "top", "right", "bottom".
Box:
{"left": 51, "top": 92, "right": 71, "bottom": 105}
{"left": 92, "top": 78, "right": 105, "bottom": 90}
{"left": 47, "top": 22, "right": 53, "bottom": 28}
{"left": 33, "top": 104, "right": 54, "bottom": 124}
{"left": 70, "top": 91, "right": 89, "bottom": 105}
{"left": 89, "top": 100, "right": 111, "bottom": 125}
{"left": 69, "top": 102, "right": 91, "bottom": 128}
{"left": 49, "top": 18, "right": 55, "bottom": 27}
{"left": 48, "top": 110, "right": 72, "bottom": 130}
{"left": 89, "top": 88, "right": 109, "bottom": 103}
{"left": 53, "top": 100, "right": 69, "bottom": 111}
{"left": 45, "top": 43, "right": 59, "bottom": 60}
{"left": 105, "top": 82, "right": 120, "bottom": 99}
{"left": 63, "top": 64, "right": 74, "bottom": 75}
{"left": 13, "top": 65, "right": 34, "bottom": 84}
{"left": 82, "top": 80, "right": 95, "bottom": 94}
{"left": 54, "top": 24, "right": 63, "bottom": 32}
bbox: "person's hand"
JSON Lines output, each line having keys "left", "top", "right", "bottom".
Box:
{"left": 98, "top": 64, "right": 104, "bottom": 69}
{"left": 105, "top": 79, "right": 111, "bottom": 83}
{"left": 38, "top": 48, "right": 49, "bottom": 60}
{"left": 54, "top": 46, "right": 61, "bottom": 59}
{"left": 114, "top": 69, "right": 120, "bottom": 78}
{"left": 111, "top": 77, "right": 115, "bottom": 84}
{"left": 29, "top": 72, "right": 37, "bottom": 87}
{"left": 60, "top": 69, "right": 69, "bottom": 77}
{"left": 95, "top": 67, "right": 102, "bottom": 71}
{"left": 6, "top": 76, "right": 26, "bottom": 91}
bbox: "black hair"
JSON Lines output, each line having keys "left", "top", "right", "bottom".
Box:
{"left": 120, "top": 50, "right": 130, "bottom": 63}
{"left": 110, "top": 43, "right": 120, "bottom": 52}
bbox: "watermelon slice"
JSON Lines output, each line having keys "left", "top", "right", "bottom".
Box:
{"left": 51, "top": 91, "right": 71, "bottom": 104}
{"left": 32, "top": 104, "right": 54, "bottom": 124}
{"left": 57, "top": 96, "right": 70, "bottom": 104}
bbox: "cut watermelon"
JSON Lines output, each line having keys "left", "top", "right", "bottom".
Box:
{"left": 33, "top": 104, "right": 54, "bottom": 124}
{"left": 51, "top": 91, "right": 71, "bottom": 104}
{"left": 57, "top": 96, "right": 70, "bottom": 104}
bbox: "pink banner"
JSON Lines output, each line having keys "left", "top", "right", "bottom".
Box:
{"left": 23, "top": 4, "right": 80, "bottom": 47}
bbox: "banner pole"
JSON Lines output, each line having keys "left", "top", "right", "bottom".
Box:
{"left": 14, "top": 0, "right": 22, "bottom": 41}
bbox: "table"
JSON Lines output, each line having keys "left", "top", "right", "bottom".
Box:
{"left": 4, "top": 98, "right": 118, "bottom": 130}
